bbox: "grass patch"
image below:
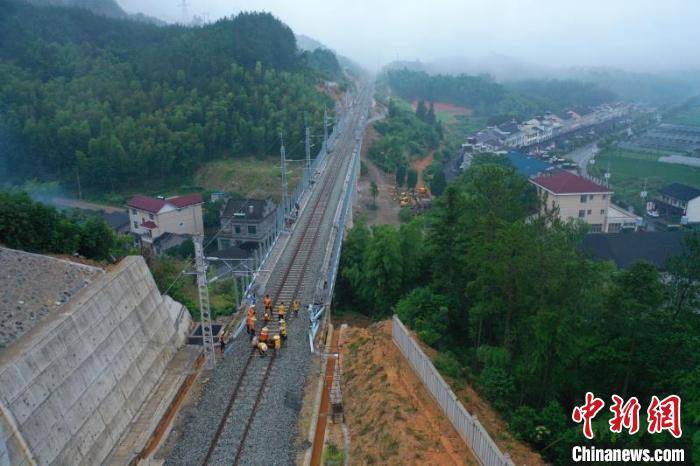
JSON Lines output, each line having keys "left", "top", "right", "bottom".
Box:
{"left": 323, "top": 443, "right": 345, "bottom": 466}
{"left": 590, "top": 148, "right": 700, "bottom": 212}
{"left": 194, "top": 156, "right": 303, "bottom": 200}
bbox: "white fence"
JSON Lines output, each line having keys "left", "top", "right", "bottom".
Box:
{"left": 391, "top": 316, "right": 514, "bottom": 466}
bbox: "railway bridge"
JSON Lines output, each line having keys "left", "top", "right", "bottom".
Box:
{"left": 165, "top": 85, "right": 372, "bottom": 465}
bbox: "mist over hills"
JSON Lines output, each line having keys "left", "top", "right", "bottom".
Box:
{"left": 25, "top": 0, "right": 165, "bottom": 24}
{"left": 385, "top": 56, "right": 700, "bottom": 105}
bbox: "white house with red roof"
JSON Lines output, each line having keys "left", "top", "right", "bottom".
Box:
{"left": 531, "top": 171, "right": 639, "bottom": 233}
{"left": 126, "top": 193, "right": 204, "bottom": 245}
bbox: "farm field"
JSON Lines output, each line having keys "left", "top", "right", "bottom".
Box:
{"left": 590, "top": 148, "right": 700, "bottom": 212}
{"left": 411, "top": 100, "right": 472, "bottom": 124}
{"left": 665, "top": 105, "right": 700, "bottom": 126}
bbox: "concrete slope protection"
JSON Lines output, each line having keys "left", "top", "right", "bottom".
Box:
{"left": 165, "top": 88, "right": 371, "bottom": 466}
{"left": 0, "top": 253, "right": 191, "bottom": 466}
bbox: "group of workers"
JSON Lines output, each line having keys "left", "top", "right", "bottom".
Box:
{"left": 245, "top": 294, "right": 302, "bottom": 356}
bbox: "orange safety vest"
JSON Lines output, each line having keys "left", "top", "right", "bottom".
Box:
{"left": 292, "top": 300, "right": 301, "bottom": 311}
{"left": 277, "top": 305, "right": 286, "bottom": 316}
{"left": 247, "top": 307, "right": 255, "bottom": 318}
{"left": 246, "top": 315, "right": 255, "bottom": 328}
{"left": 264, "top": 297, "right": 272, "bottom": 308}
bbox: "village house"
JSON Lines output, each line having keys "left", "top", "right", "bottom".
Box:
{"left": 531, "top": 171, "right": 639, "bottom": 233}
{"left": 652, "top": 182, "right": 700, "bottom": 224}
{"left": 126, "top": 193, "right": 204, "bottom": 246}
{"left": 217, "top": 198, "right": 279, "bottom": 251}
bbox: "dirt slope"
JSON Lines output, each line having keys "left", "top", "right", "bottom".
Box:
{"left": 339, "top": 321, "right": 477, "bottom": 465}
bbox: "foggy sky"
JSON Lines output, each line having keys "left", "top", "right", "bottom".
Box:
{"left": 118, "top": 0, "right": 700, "bottom": 73}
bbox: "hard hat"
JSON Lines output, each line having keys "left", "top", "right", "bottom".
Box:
{"left": 280, "top": 318, "right": 285, "bottom": 324}
{"left": 273, "top": 334, "right": 280, "bottom": 340}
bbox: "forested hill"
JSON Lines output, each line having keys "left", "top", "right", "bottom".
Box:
{"left": 0, "top": 0, "right": 336, "bottom": 193}
{"left": 382, "top": 68, "right": 616, "bottom": 118}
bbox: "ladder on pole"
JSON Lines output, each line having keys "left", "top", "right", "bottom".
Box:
{"left": 194, "top": 235, "right": 216, "bottom": 369}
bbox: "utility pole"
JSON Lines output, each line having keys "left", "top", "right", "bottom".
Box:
{"left": 176, "top": 0, "right": 189, "bottom": 23}
{"left": 305, "top": 125, "right": 311, "bottom": 185}
{"left": 323, "top": 107, "right": 329, "bottom": 151}
{"left": 280, "top": 135, "right": 289, "bottom": 218}
{"left": 194, "top": 235, "right": 216, "bottom": 369}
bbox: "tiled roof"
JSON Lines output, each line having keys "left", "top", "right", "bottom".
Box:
{"left": 169, "top": 193, "right": 203, "bottom": 208}
{"left": 126, "top": 193, "right": 203, "bottom": 213}
{"left": 532, "top": 171, "right": 612, "bottom": 194}
{"left": 127, "top": 195, "right": 165, "bottom": 213}
{"left": 581, "top": 231, "right": 685, "bottom": 269}
{"left": 507, "top": 151, "right": 554, "bottom": 178}
{"left": 659, "top": 183, "right": 700, "bottom": 202}
{"left": 221, "top": 198, "right": 273, "bottom": 221}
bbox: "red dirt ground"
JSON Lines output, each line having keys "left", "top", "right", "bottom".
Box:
{"left": 412, "top": 152, "right": 434, "bottom": 189}
{"left": 340, "top": 321, "right": 477, "bottom": 465}
{"left": 411, "top": 100, "right": 472, "bottom": 116}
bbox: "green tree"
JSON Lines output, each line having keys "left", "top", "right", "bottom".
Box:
{"left": 429, "top": 170, "right": 446, "bottom": 196}
{"left": 415, "top": 100, "right": 428, "bottom": 121}
{"left": 426, "top": 101, "right": 437, "bottom": 125}
{"left": 78, "top": 217, "right": 116, "bottom": 261}
{"left": 395, "top": 162, "right": 407, "bottom": 187}
{"left": 406, "top": 168, "right": 418, "bottom": 189}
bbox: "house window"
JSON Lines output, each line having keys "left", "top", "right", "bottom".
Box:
{"left": 578, "top": 210, "right": 586, "bottom": 218}
{"left": 602, "top": 194, "right": 607, "bottom": 200}
{"left": 580, "top": 195, "right": 587, "bottom": 203}
{"left": 590, "top": 224, "right": 602, "bottom": 233}
{"left": 600, "top": 209, "right": 605, "bottom": 215}
{"left": 248, "top": 225, "right": 257, "bottom": 235}
{"left": 149, "top": 213, "right": 154, "bottom": 220}
{"left": 133, "top": 221, "right": 138, "bottom": 229}
{"left": 234, "top": 225, "right": 241, "bottom": 234}
{"left": 131, "top": 209, "right": 137, "bottom": 215}
{"left": 587, "top": 209, "right": 592, "bottom": 215}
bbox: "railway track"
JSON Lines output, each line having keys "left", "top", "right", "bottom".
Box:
{"left": 198, "top": 105, "right": 361, "bottom": 465}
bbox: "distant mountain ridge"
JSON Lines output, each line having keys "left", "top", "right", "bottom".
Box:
{"left": 296, "top": 33, "right": 364, "bottom": 79}
{"left": 385, "top": 57, "right": 700, "bottom": 105}
{"left": 25, "top": 0, "right": 165, "bottom": 24}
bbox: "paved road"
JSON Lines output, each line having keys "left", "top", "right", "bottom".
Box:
{"left": 565, "top": 142, "right": 599, "bottom": 176}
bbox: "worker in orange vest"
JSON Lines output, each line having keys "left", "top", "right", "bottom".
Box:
{"left": 292, "top": 299, "right": 301, "bottom": 318}
{"left": 247, "top": 305, "right": 256, "bottom": 319}
{"left": 259, "top": 326, "right": 269, "bottom": 343}
{"left": 263, "top": 294, "right": 272, "bottom": 313}
{"left": 246, "top": 314, "right": 256, "bottom": 336}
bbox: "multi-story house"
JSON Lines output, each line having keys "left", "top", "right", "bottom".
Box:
{"left": 217, "top": 198, "right": 279, "bottom": 251}
{"left": 531, "top": 171, "right": 638, "bottom": 233}
{"left": 126, "top": 194, "right": 203, "bottom": 245}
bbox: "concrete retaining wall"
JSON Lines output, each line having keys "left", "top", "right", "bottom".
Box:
{"left": 0, "top": 256, "right": 191, "bottom": 465}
